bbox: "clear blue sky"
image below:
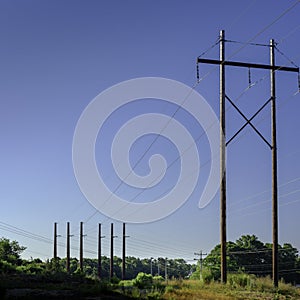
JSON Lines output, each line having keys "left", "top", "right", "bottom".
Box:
{"left": 0, "top": 0, "right": 299, "bottom": 262}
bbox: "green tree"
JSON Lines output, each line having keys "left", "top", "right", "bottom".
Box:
{"left": 0, "top": 237, "right": 26, "bottom": 265}
{"left": 201, "top": 235, "right": 300, "bottom": 283}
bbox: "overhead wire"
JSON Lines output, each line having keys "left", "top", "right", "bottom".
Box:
{"left": 70, "top": 11, "right": 300, "bottom": 232}
{"left": 94, "top": 1, "right": 300, "bottom": 225}
{"left": 278, "top": 24, "right": 300, "bottom": 44}
{"left": 49, "top": 1, "right": 300, "bottom": 261}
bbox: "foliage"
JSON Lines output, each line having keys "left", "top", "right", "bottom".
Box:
{"left": 0, "top": 260, "right": 16, "bottom": 274}
{"left": 0, "top": 237, "right": 26, "bottom": 265}
{"left": 162, "top": 278, "right": 300, "bottom": 300}
{"left": 200, "top": 234, "right": 300, "bottom": 284}
{"left": 133, "top": 272, "right": 153, "bottom": 289}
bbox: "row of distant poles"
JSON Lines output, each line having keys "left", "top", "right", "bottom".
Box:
{"left": 53, "top": 222, "right": 128, "bottom": 280}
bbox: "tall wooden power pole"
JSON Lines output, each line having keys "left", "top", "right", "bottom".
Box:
{"left": 110, "top": 223, "right": 117, "bottom": 280}
{"left": 66, "top": 222, "right": 71, "bottom": 273}
{"left": 122, "top": 223, "right": 129, "bottom": 280}
{"left": 270, "top": 39, "right": 279, "bottom": 287}
{"left": 197, "top": 30, "right": 299, "bottom": 287}
{"left": 98, "top": 223, "right": 105, "bottom": 279}
{"left": 165, "top": 258, "right": 168, "bottom": 282}
{"left": 54, "top": 222, "right": 57, "bottom": 259}
{"left": 219, "top": 29, "right": 227, "bottom": 284}
{"left": 79, "top": 221, "right": 86, "bottom": 272}
{"left": 110, "top": 223, "right": 113, "bottom": 279}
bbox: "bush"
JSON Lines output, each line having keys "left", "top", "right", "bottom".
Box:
{"left": 228, "top": 273, "right": 250, "bottom": 288}
{"left": 190, "top": 268, "right": 217, "bottom": 283}
{"left": 119, "top": 280, "right": 134, "bottom": 287}
{"left": 133, "top": 272, "right": 153, "bottom": 289}
{"left": 0, "top": 260, "right": 16, "bottom": 274}
{"left": 153, "top": 275, "right": 164, "bottom": 288}
{"left": 110, "top": 275, "right": 120, "bottom": 284}
{"left": 16, "top": 263, "right": 44, "bottom": 275}
{"left": 202, "top": 268, "right": 214, "bottom": 284}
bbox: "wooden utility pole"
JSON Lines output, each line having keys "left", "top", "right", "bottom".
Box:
{"left": 98, "top": 223, "right": 105, "bottom": 279}
{"left": 110, "top": 223, "right": 117, "bottom": 280}
{"left": 219, "top": 29, "right": 227, "bottom": 284}
{"left": 110, "top": 223, "right": 113, "bottom": 279}
{"left": 79, "top": 222, "right": 86, "bottom": 272}
{"left": 270, "top": 39, "right": 279, "bottom": 287}
{"left": 150, "top": 257, "right": 154, "bottom": 276}
{"left": 194, "top": 250, "right": 208, "bottom": 281}
{"left": 122, "top": 223, "right": 129, "bottom": 280}
{"left": 66, "top": 222, "right": 71, "bottom": 273}
{"left": 197, "top": 30, "right": 299, "bottom": 287}
{"left": 165, "top": 258, "right": 168, "bottom": 282}
{"left": 54, "top": 222, "right": 57, "bottom": 259}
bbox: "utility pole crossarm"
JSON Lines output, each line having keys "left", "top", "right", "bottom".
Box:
{"left": 197, "top": 58, "right": 299, "bottom": 73}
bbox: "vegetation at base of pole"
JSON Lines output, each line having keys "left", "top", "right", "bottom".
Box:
{"left": 0, "top": 235, "right": 300, "bottom": 299}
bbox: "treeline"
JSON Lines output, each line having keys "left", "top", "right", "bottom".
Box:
{"left": 1, "top": 235, "right": 300, "bottom": 284}
{"left": 47, "top": 256, "right": 195, "bottom": 280}
{"left": 199, "top": 235, "right": 300, "bottom": 284}
{"left": 0, "top": 237, "right": 195, "bottom": 280}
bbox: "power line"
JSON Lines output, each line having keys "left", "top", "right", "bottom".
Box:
{"left": 80, "top": 2, "right": 300, "bottom": 225}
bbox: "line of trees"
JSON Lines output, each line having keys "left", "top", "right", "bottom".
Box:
{"left": 1, "top": 235, "right": 299, "bottom": 284}
{"left": 195, "top": 235, "right": 300, "bottom": 284}
{"left": 0, "top": 237, "right": 195, "bottom": 280}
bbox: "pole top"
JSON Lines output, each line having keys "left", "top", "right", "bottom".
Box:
{"left": 270, "top": 39, "right": 276, "bottom": 46}
{"left": 220, "top": 30, "right": 225, "bottom": 39}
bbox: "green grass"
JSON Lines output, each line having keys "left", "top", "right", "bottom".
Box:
{"left": 161, "top": 276, "right": 300, "bottom": 300}
{"left": 1, "top": 273, "right": 299, "bottom": 299}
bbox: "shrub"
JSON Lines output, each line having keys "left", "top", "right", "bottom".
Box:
{"left": 0, "top": 260, "right": 16, "bottom": 274}
{"left": 202, "top": 268, "right": 214, "bottom": 284}
{"left": 153, "top": 275, "right": 164, "bottom": 289}
{"left": 119, "top": 280, "right": 134, "bottom": 287}
{"left": 133, "top": 272, "right": 153, "bottom": 289}
{"left": 228, "top": 273, "right": 250, "bottom": 288}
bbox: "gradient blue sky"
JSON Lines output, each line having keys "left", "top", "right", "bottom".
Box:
{"left": 0, "top": 0, "right": 299, "bottom": 262}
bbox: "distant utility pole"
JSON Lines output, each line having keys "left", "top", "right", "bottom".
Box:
{"left": 150, "top": 257, "right": 154, "bottom": 276}
{"left": 79, "top": 222, "right": 87, "bottom": 272}
{"left": 157, "top": 258, "right": 160, "bottom": 276}
{"left": 110, "top": 223, "right": 118, "bottom": 280}
{"left": 98, "top": 223, "right": 105, "bottom": 280}
{"left": 122, "top": 223, "right": 130, "bottom": 280}
{"left": 165, "top": 258, "right": 168, "bottom": 282}
{"left": 66, "top": 222, "right": 73, "bottom": 273}
{"left": 53, "top": 222, "right": 58, "bottom": 259}
{"left": 197, "top": 30, "right": 299, "bottom": 287}
{"left": 194, "top": 250, "right": 207, "bottom": 281}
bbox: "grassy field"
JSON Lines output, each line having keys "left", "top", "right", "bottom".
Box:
{"left": 1, "top": 273, "right": 300, "bottom": 299}
{"left": 116, "top": 273, "right": 300, "bottom": 299}
{"left": 161, "top": 277, "right": 300, "bottom": 300}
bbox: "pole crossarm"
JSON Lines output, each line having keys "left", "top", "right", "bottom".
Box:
{"left": 197, "top": 58, "right": 299, "bottom": 73}
{"left": 225, "top": 94, "right": 272, "bottom": 149}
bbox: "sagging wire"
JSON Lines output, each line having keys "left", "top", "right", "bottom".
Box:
{"left": 275, "top": 45, "right": 298, "bottom": 68}
{"left": 274, "top": 45, "right": 300, "bottom": 93}
{"left": 196, "top": 38, "right": 220, "bottom": 83}
{"left": 225, "top": 39, "right": 270, "bottom": 48}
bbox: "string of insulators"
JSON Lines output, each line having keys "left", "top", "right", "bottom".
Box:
{"left": 248, "top": 67, "right": 252, "bottom": 88}
{"left": 196, "top": 63, "right": 200, "bottom": 83}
